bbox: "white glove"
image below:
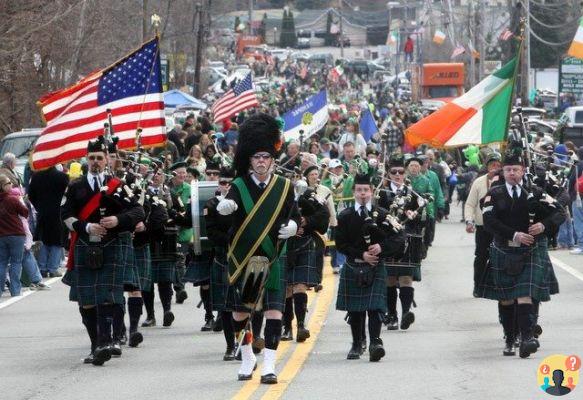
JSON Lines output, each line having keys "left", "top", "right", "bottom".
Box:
{"left": 217, "top": 199, "right": 238, "bottom": 215}
{"left": 278, "top": 220, "right": 298, "bottom": 239}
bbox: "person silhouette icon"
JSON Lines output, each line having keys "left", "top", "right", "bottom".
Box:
{"left": 540, "top": 377, "right": 551, "bottom": 391}
{"left": 566, "top": 377, "right": 575, "bottom": 391}
{"left": 545, "top": 369, "right": 572, "bottom": 396}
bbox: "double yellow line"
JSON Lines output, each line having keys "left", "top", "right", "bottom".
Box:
{"left": 232, "top": 264, "right": 335, "bottom": 400}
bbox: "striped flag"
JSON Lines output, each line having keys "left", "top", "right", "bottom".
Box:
{"left": 499, "top": 28, "right": 513, "bottom": 41}
{"left": 405, "top": 57, "right": 517, "bottom": 147}
{"left": 211, "top": 73, "right": 258, "bottom": 123}
{"left": 451, "top": 45, "right": 466, "bottom": 59}
{"left": 568, "top": 17, "right": 583, "bottom": 59}
{"left": 433, "top": 30, "right": 446, "bottom": 45}
{"left": 33, "top": 37, "right": 166, "bottom": 171}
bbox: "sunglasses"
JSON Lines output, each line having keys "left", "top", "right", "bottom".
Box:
{"left": 219, "top": 180, "right": 231, "bottom": 186}
{"left": 88, "top": 155, "right": 105, "bottom": 161}
{"left": 205, "top": 171, "right": 220, "bottom": 176}
{"left": 252, "top": 153, "right": 272, "bottom": 160}
{"left": 390, "top": 169, "right": 406, "bottom": 175}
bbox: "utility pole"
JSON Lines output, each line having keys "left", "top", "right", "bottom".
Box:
{"left": 521, "top": 0, "right": 530, "bottom": 106}
{"left": 142, "top": 0, "right": 148, "bottom": 42}
{"left": 339, "top": 0, "right": 344, "bottom": 58}
{"left": 194, "top": 3, "right": 204, "bottom": 98}
{"left": 468, "top": 1, "right": 475, "bottom": 87}
{"left": 248, "top": 0, "right": 253, "bottom": 35}
{"left": 478, "top": 0, "right": 485, "bottom": 80}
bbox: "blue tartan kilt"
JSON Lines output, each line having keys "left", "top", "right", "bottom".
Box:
{"left": 336, "top": 260, "right": 387, "bottom": 312}
{"left": 230, "top": 255, "right": 287, "bottom": 313}
{"left": 62, "top": 268, "right": 79, "bottom": 303}
{"left": 476, "top": 237, "right": 559, "bottom": 302}
{"left": 210, "top": 248, "right": 231, "bottom": 312}
{"left": 286, "top": 236, "right": 320, "bottom": 287}
{"left": 118, "top": 233, "right": 141, "bottom": 291}
{"left": 134, "top": 244, "right": 152, "bottom": 292}
{"left": 72, "top": 237, "right": 128, "bottom": 306}
{"left": 184, "top": 249, "right": 212, "bottom": 286}
{"left": 151, "top": 258, "right": 176, "bottom": 283}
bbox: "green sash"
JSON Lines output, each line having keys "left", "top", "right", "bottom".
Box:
{"left": 228, "top": 175, "right": 290, "bottom": 290}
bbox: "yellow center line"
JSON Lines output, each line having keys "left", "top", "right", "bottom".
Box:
{"left": 232, "top": 273, "right": 324, "bottom": 400}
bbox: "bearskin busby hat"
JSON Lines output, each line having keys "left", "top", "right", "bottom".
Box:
{"left": 503, "top": 141, "right": 525, "bottom": 166}
{"left": 234, "top": 113, "right": 283, "bottom": 177}
{"left": 87, "top": 135, "right": 107, "bottom": 154}
{"left": 388, "top": 153, "right": 405, "bottom": 168}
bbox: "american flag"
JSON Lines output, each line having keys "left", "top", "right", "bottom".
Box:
{"left": 32, "top": 37, "right": 166, "bottom": 170}
{"left": 451, "top": 44, "right": 466, "bottom": 59}
{"left": 500, "top": 28, "right": 513, "bottom": 41}
{"left": 211, "top": 73, "right": 258, "bottom": 123}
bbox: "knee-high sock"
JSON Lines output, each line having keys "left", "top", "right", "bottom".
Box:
{"left": 222, "top": 311, "right": 235, "bottom": 349}
{"left": 97, "top": 304, "right": 114, "bottom": 346}
{"left": 112, "top": 303, "right": 125, "bottom": 341}
{"left": 283, "top": 296, "right": 294, "bottom": 330}
{"left": 80, "top": 307, "right": 98, "bottom": 352}
{"left": 252, "top": 311, "right": 264, "bottom": 338}
{"left": 348, "top": 312, "right": 363, "bottom": 344}
{"left": 532, "top": 300, "right": 540, "bottom": 327}
{"left": 200, "top": 286, "right": 213, "bottom": 320}
{"left": 293, "top": 292, "right": 308, "bottom": 327}
{"left": 387, "top": 286, "right": 398, "bottom": 315}
{"left": 142, "top": 286, "right": 155, "bottom": 319}
{"left": 499, "top": 303, "right": 516, "bottom": 344}
{"left": 128, "top": 297, "right": 143, "bottom": 333}
{"left": 361, "top": 311, "right": 366, "bottom": 342}
{"left": 517, "top": 303, "right": 534, "bottom": 340}
{"left": 158, "top": 282, "right": 173, "bottom": 313}
{"left": 233, "top": 318, "right": 250, "bottom": 344}
{"left": 497, "top": 302, "right": 503, "bottom": 325}
{"left": 399, "top": 286, "right": 414, "bottom": 314}
{"left": 367, "top": 310, "right": 382, "bottom": 341}
{"left": 264, "top": 319, "right": 282, "bottom": 350}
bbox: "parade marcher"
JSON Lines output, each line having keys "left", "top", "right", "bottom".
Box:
{"left": 405, "top": 155, "right": 434, "bottom": 259}
{"left": 419, "top": 154, "right": 444, "bottom": 247}
{"left": 477, "top": 145, "right": 565, "bottom": 358}
{"left": 464, "top": 153, "right": 502, "bottom": 296}
{"left": 217, "top": 113, "right": 299, "bottom": 384}
{"left": 282, "top": 166, "right": 330, "bottom": 342}
{"left": 61, "top": 136, "right": 145, "bottom": 366}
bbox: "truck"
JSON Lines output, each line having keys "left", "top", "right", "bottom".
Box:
{"left": 420, "top": 63, "right": 465, "bottom": 108}
{"left": 235, "top": 35, "right": 264, "bottom": 61}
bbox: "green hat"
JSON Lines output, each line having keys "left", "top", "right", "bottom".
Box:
{"left": 169, "top": 161, "right": 187, "bottom": 171}
{"left": 139, "top": 157, "right": 152, "bottom": 166}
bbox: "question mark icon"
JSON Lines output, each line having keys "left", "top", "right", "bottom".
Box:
{"left": 565, "top": 355, "right": 581, "bottom": 371}
{"left": 540, "top": 364, "right": 550, "bottom": 374}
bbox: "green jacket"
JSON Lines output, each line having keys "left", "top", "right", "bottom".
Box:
{"left": 424, "top": 169, "right": 445, "bottom": 216}
{"left": 172, "top": 182, "right": 193, "bottom": 243}
{"left": 322, "top": 174, "right": 354, "bottom": 208}
{"left": 409, "top": 173, "right": 435, "bottom": 218}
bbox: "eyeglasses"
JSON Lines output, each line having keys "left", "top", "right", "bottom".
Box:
{"left": 219, "top": 180, "right": 231, "bottom": 186}
{"left": 88, "top": 155, "right": 105, "bottom": 161}
{"left": 2, "top": 182, "right": 12, "bottom": 187}
{"left": 390, "top": 169, "right": 406, "bottom": 175}
{"left": 205, "top": 171, "right": 220, "bottom": 176}
{"left": 252, "top": 153, "right": 272, "bottom": 160}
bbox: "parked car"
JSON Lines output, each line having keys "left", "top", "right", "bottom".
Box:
{"left": 308, "top": 53, "right": 334, "bottom": 67}
{"left": 296, "top": 37, "right": 311, "bottom": 49}
{"left": 345, "top": 60, "right": 370, "bottom": 76}
{"left": 0, "top": 129, "right": 41, "bottom": 176}
{"left": 269, "top": 48, "right": 291, "bottom": 61}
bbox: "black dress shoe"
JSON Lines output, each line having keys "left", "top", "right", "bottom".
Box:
{"left": 212, "top": 315, "right": 223, "bottom": 332}
{"left": 92, "top": 346, "right": 112, "bottom": 366}
{"left": 201, "top": 317, "right": 214, "bottom": 332}
{"left": 386, "top": 314, "right": 399, "bottom": 331}
{"left": 347, "top": 343, "right": 361, "bottom": 360}
{"left": 163, "top": 311, "right": 175, "bottom": 327}
{"left": 260, "top": 373, "right": 278, "bottom": 384}
{"left": 238, "top": 373, "right": 253, "bottom": 381}
{"left": 281, "top": 328, "right": 293, "bottom": 341}
{"left": 400, "top": 311, "right": 415, "bottom": 330}
{"left": 296, "top": 326, "right": 310, "bottom": 343}
{"left": 533, "top": 324, "right": 543, "bottom": 339}
{"left": 369, "top": 339, "right": 386, "bottom": 362}
{"left": 175, "top": 289, "right": 188, "bottom": 304}
{"left": 519, "top": 338, "right": 538, "bottom": 359}
{"left": 252, "top": 337, "right": 265, "bottom": 354}
{"left": 223, "top": 347, "right": 236, "bottom": 361}
{"left": 503, "top": 342, "right": 516, "bottom": 356}
{"left": 141, "top": 318, "right": 156, "bottom": 327}
{"left": 128, "top": 331, "right": 143, "bottom": 348}
{"left": 111, "top": 342, "right": 122, "bottom": 357}
{"left": 83, "top": 352, "right": 95, "bottom": 364}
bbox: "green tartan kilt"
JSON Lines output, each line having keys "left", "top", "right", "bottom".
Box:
{"left": 230, "top": 255, "right": 287, "bottom": 313}
{"left": 150, "top": 258, "right": 176, "bottom": 283}
{"left": 476, "top": 237, "right": 559, "bottom": 302}
{"left": 210, "top": 248, "right": 231, "bottom": 312}
{"left": 117, "top": 233, "right": 141, "bottom": 291}
{"left": 62, "top": 268, "right": 79, "bottom": 303}
{"left": 336, "top": 260, "right": 387, "bottom": 312}
{"left": 184, "top": 249, "right": 212, "bottom": 286}
{"left": 72, "top": 237, "right": 128, "bottom": 306}
{"left": 286, "top": 236, "right": 320, "bottom": 287}
{"left": 384, "top": 261, "right": 422, "bottom": 281}
{"left": 134, "top": 244, "right": 152, "bottom": 292}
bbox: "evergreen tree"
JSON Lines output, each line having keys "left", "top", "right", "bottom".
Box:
{"left": 258, "top": 12, "right": 268, "bottom": 42}
{"left": 280, "top": 9, "right": 289, "bottom": 47}
{"left": 288, "top": 10, "right": 297, "bottom": 48}
{"left": 325, "top": 10, "right": 333, "bottom": 46}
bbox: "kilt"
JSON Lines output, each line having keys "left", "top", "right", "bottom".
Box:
{"left": 210, "top": 248, "right": 231, "bottom": 312}
{"left": 229, "top": 255, "right": 287, "bottom": 313}
{"left": 183, "top": 249, "right": 212, "bottom": 286}
{"left": 336, "top": 260, "right": 387, "bottom": 312}
{"left": 476, "top": 237, "right": 559, "bottom": 302}
{"left": 286, "top": 236, "right": 320, "bottom": 287}
{"left": 384, "top": 234, "right": 422, "bottom": 281}
{"left": 151, "top": 258, "right": 176, "bottom": 283}
{"left": 62, "top": 268, "right": 79, "bottom": 303}
{"left": 118, "top": 233, "right": 141, "bottom": 291}
{"left": 134, "top": 244, "right": 152, "bottom": 292}
{"left": 72, "top": 236, "right": 128, "bottom": 306}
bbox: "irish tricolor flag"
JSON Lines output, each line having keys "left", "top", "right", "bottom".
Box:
{"left": 405, "top": 57, "right": 516, "bottom": 148}
{"left": 568, "top": 18, "right": 583, "bottom": 59}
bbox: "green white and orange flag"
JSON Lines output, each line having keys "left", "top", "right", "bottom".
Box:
{"left": 405, "top": 57, "right": 516, "bottom": 148}
{"left": 567, "top": 17, "right": 583, "bottom": 59}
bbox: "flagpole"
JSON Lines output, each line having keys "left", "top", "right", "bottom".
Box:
{"left": 502, "top": 17, "right": 527, "bottom": 142}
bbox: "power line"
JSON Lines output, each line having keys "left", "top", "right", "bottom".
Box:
{"left": 529, "top": 27, "right": 574, "bottom": 46}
